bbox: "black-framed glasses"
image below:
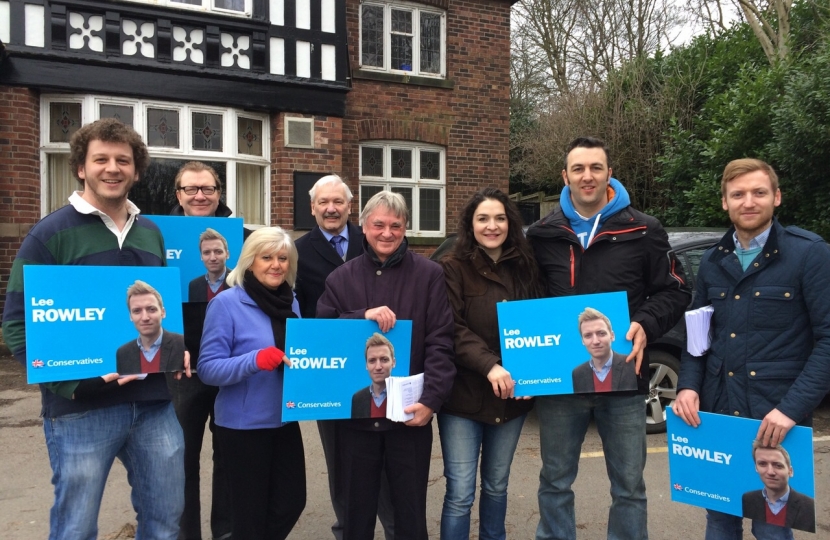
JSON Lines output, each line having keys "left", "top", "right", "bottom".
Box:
{"left": 178, "top": 186, "right": 219, "bottom": 196}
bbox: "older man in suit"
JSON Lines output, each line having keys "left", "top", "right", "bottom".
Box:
{"left": 294, "top": 175, "right": 394, "bottom": 539}
{"left": 571, "top": 308, "right": 637, "bottom": 393}
{"left": 117, "top": 280, "right": 186, "bottom": 374}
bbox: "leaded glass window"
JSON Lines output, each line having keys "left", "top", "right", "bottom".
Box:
{"left": 99, "top": 104, "right": 134, "bottom": 127}
{"left": 362, "top": 147, "right": 384, "bottom": 177}
{"left": 359, "top": 142, "right": 445, "bottom": 236}
{"left": 360, "top": 2, "right": 444, "bottom": 78}
{"left": 192, "top": 112, "right": 223, "bottom": 151}
{"left": 361, "top": 5, "right": 384, "bottom": 68}
{"left": 238, "top": 117, "right": 263, "bottom": 156}
{"left": 420, "top": 12, "right": 441, "bottom": 74}
{"left": 49, "top": 103, "right": 82, "bottom": 143}
{"left": 148, "top": 108, "right": 180, "bottom": 148}
{"left": 41, "top": 95, "right": 269, "bottom": 225}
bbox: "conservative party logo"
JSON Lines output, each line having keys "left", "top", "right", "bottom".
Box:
{"left": 31, "top": 359, "right": 44, "bottom": 368}
{"left": 286, "top": 401, "right": 296, "bottom": 409}
{"left": 673, "top": 483, "right": 682, "bottom": 491}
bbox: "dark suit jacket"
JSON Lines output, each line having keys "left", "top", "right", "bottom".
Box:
{"left": 351, "top": 386, "right": 387, "bottom": 419}
{"left": 571, "top": 352, "right": 637, "bottom": 393}
{"left": 742, "top": 488, "right": 816, "bottom": 533}
{"left": 116, "top": 330, "right": 186, "bottom": 375}
{"left": 188, "top": 274, "right": 230, "bottom": 303}
{"left": 294, "top": 222, "right": 364, "bottom": 319}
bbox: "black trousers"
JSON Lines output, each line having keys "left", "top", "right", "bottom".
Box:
{"left": 167, "top": 374, "right": 232, "bottom": 540}
{"left": 337, "top": 421, "right": 433, "bottom": 540}
{"left": 216, "top": 422, "right": 306, "bottom": 540}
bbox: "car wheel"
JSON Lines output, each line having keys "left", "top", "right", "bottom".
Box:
{"left": 645, "top": 350, "right": 680, "bottom": 434}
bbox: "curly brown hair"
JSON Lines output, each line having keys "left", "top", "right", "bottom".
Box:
{"left": 69, "top": 118, "right": 150, "bottom": 185}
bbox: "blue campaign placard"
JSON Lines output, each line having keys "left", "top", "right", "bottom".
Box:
{"left": 497, "top": 291, "right": 632, "bottom": 397}
{"left": 667, "top": 410, "right": 815, "bottom": 525}
{"left": 282, "top": 319, "right": 413, "bottom": 421}
{"left": 24, "top": 266, "right": 184, "bottom": 383}
{"left": 144, "top": 216, "right": 243, "bottom": 302}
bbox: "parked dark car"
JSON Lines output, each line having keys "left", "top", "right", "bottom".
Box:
{"left": 428, "top": 227, "right": 725, "bottom": 434}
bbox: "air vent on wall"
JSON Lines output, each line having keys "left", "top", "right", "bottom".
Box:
{"left": 285, "top": 117, "right": 314, "bottom": 148}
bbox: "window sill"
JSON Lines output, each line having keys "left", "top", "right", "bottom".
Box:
{"left": 352, "top": 69, "right": 454, "bottom": 89}
{"left": 407, "top": 236, "right": 447, "bottom": 246}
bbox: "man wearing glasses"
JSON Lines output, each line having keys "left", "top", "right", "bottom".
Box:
{"left": 169, "top": 161, "right": 236, "bottom": 540}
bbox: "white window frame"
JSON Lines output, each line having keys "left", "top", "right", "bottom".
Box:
{"left": 40, "top": 94, "right": 270, "bottom": 225}
{"left": 359, "top": 141, "right": 445, "bottom": 237}
{"left": 120, "top": 0, "right": 252, "bottom": 18}
{"left": 359, "top": 1, "right": 446, "bottom": 78}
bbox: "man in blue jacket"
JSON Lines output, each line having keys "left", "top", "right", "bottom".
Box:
{"left": 675, "top": 158, "right": 830, "bottom": 539}
{"left": 528, "top": 136, "right": 690, "bottom": 540}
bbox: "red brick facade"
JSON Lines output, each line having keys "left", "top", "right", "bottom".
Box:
{"left": 0, "top": 0, "right": 512, "bottom": 315}
{"left": 343, "top": 0, "right": 512, "bottom": 240}
{"left": 0, "top": 87, "right": 41, "bottom": 316}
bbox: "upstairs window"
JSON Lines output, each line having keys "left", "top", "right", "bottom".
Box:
{"left": 360, "top": 1, "right": 445, "bottom": 78}
{"left": 122, "top": 0, "right": 251, "bottom": 17}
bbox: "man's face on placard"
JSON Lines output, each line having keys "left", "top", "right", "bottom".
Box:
{"left": 366, "top": 344, "right": 395, "bottom": 386}
{"left": 754, "top": 447, "right": 793, "bottom": 492}
{"left": 200, "top": 238, "right": 229, "bottom": 275}
{"left": 580, "top": 318, "right": 614, "bottom": 362}
{"left": 128, "top": 293, "right": 165, "bottom": 341}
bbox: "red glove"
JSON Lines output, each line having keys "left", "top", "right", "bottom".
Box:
{"left": 256, "top": 347, "right": 286, "bottom": 371}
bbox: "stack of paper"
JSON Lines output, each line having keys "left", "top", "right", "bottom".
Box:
{"left": 385, "top": 373, "right": 424, "bottom": 422}
{"left": 685, "top": 305, "right": 715, "bottom": 356}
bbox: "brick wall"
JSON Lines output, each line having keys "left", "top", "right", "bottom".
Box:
{"left": 271, "top": 113, "right": 344, "bottom": 230}
{"left": 343, "top": 0, "right": 511, "bottom": 239}
{"left": 0, "top": 87, "right": 41, "bottom": 318}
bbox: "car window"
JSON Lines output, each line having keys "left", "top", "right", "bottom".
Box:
{"left": 679, "top": 247, "right": 710, "bottom": 287}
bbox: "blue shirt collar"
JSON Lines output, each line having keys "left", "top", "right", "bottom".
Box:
{"left": 733, "top": 224, "right": 772, "bottom": 251}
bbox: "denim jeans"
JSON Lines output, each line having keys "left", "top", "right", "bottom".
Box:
{"left": 167, "top": 373, "right": 232, "bottom": 540}
{"left": 43, "top": 400, "right": 185, "bottom": 540}
{"left": 438, "top": 412, "right": 526, "bottom": 540}
{"left": 536, "top": 394, "right": 647, "bottom": 540}
{"left": 705, "top": 510, "right": 795, "bottom": 540}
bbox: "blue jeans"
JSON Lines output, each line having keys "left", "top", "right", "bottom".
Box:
{"left": 705, "top": 510, "right": 795, "bottom": 540}
{"left": 438, "top": 413, "right": 527, "bottom": 540}
{"left": 43, "top": 401, "right": 185, "bottom": 540}
{"left": 536, "top": 394, "right": 647, "bottom": 540}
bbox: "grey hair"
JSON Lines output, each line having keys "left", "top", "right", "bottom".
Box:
{"left": 227, "top": 227, "right": 298, "bottom": 288}
{"left": 359, "top": 191, "right": 409, "bottom": 225}
{"left": 309, "top": 174, "right": 353, "bottom": 202}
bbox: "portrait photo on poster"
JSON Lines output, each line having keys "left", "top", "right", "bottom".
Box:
{"left": 144, "top": 215, "right": 243, "bottom": 302}
{"left": 23, "top": 265, "right": 184, "bottom": 383}
{"left": 667, "top": 410, "right": 816, "bottom": 533}
{"left": 281, "top": 319, "right": 413, "bottom": 421}
{"left": 498, "top": 291, "right": 633, "bottom": 397}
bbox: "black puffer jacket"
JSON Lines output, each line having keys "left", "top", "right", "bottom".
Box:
{"left": 527, "top": 205, "right": 691, "bottom": 391}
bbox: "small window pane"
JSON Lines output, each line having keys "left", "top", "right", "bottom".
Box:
{"left": 172, "top": 0, "right": 201, "bottom": 5}
{"left": 215, "top": 0, "right": 244, "bottom": 11}
{"left": 391, "top": 186, "right": 412, "bottom": 227}
{"left": 420, "top": 12, "right": 441, "bottom": 74}
{"left": 391, "top": 35, "right": 412, "bottom": 71}
{"left": 360, "top": 185, "right": 384, "bottom": 211}
{"left": 391, "top": 149, "right": 412, "bottom": 178}
{"left": 419, "top": 188, "right": 440, "bottom": 231}
{"left": 193, "top": 112, "right": 223, "bottom": 151}
{"left": 361, "top": 5, "right": 384, "bottom": 68}
{"left": 420, "top": 150, "right": 440, "bottom": 179}
{"left": 362, "top": 147, "right": 384, "bottom": 177}
{"left": 238, "top": 117, "right": 263, "bottom": 156}
{"left": 391, "top": 9, "right": 412, "bottom": 33}
{"left": 48, "top": 154, "right": 75, "bottom": 212}
{"left": 49, "top": 103, "right": 82, "bottom": 143}
{"left": 147, "top": 108, "right": 180, "bottom": 148}
{"left": 99, "top": 104, "right": 134, "bottom": 127}
{"left": 237, "top": 163, "right": 264, "bottom": 224}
